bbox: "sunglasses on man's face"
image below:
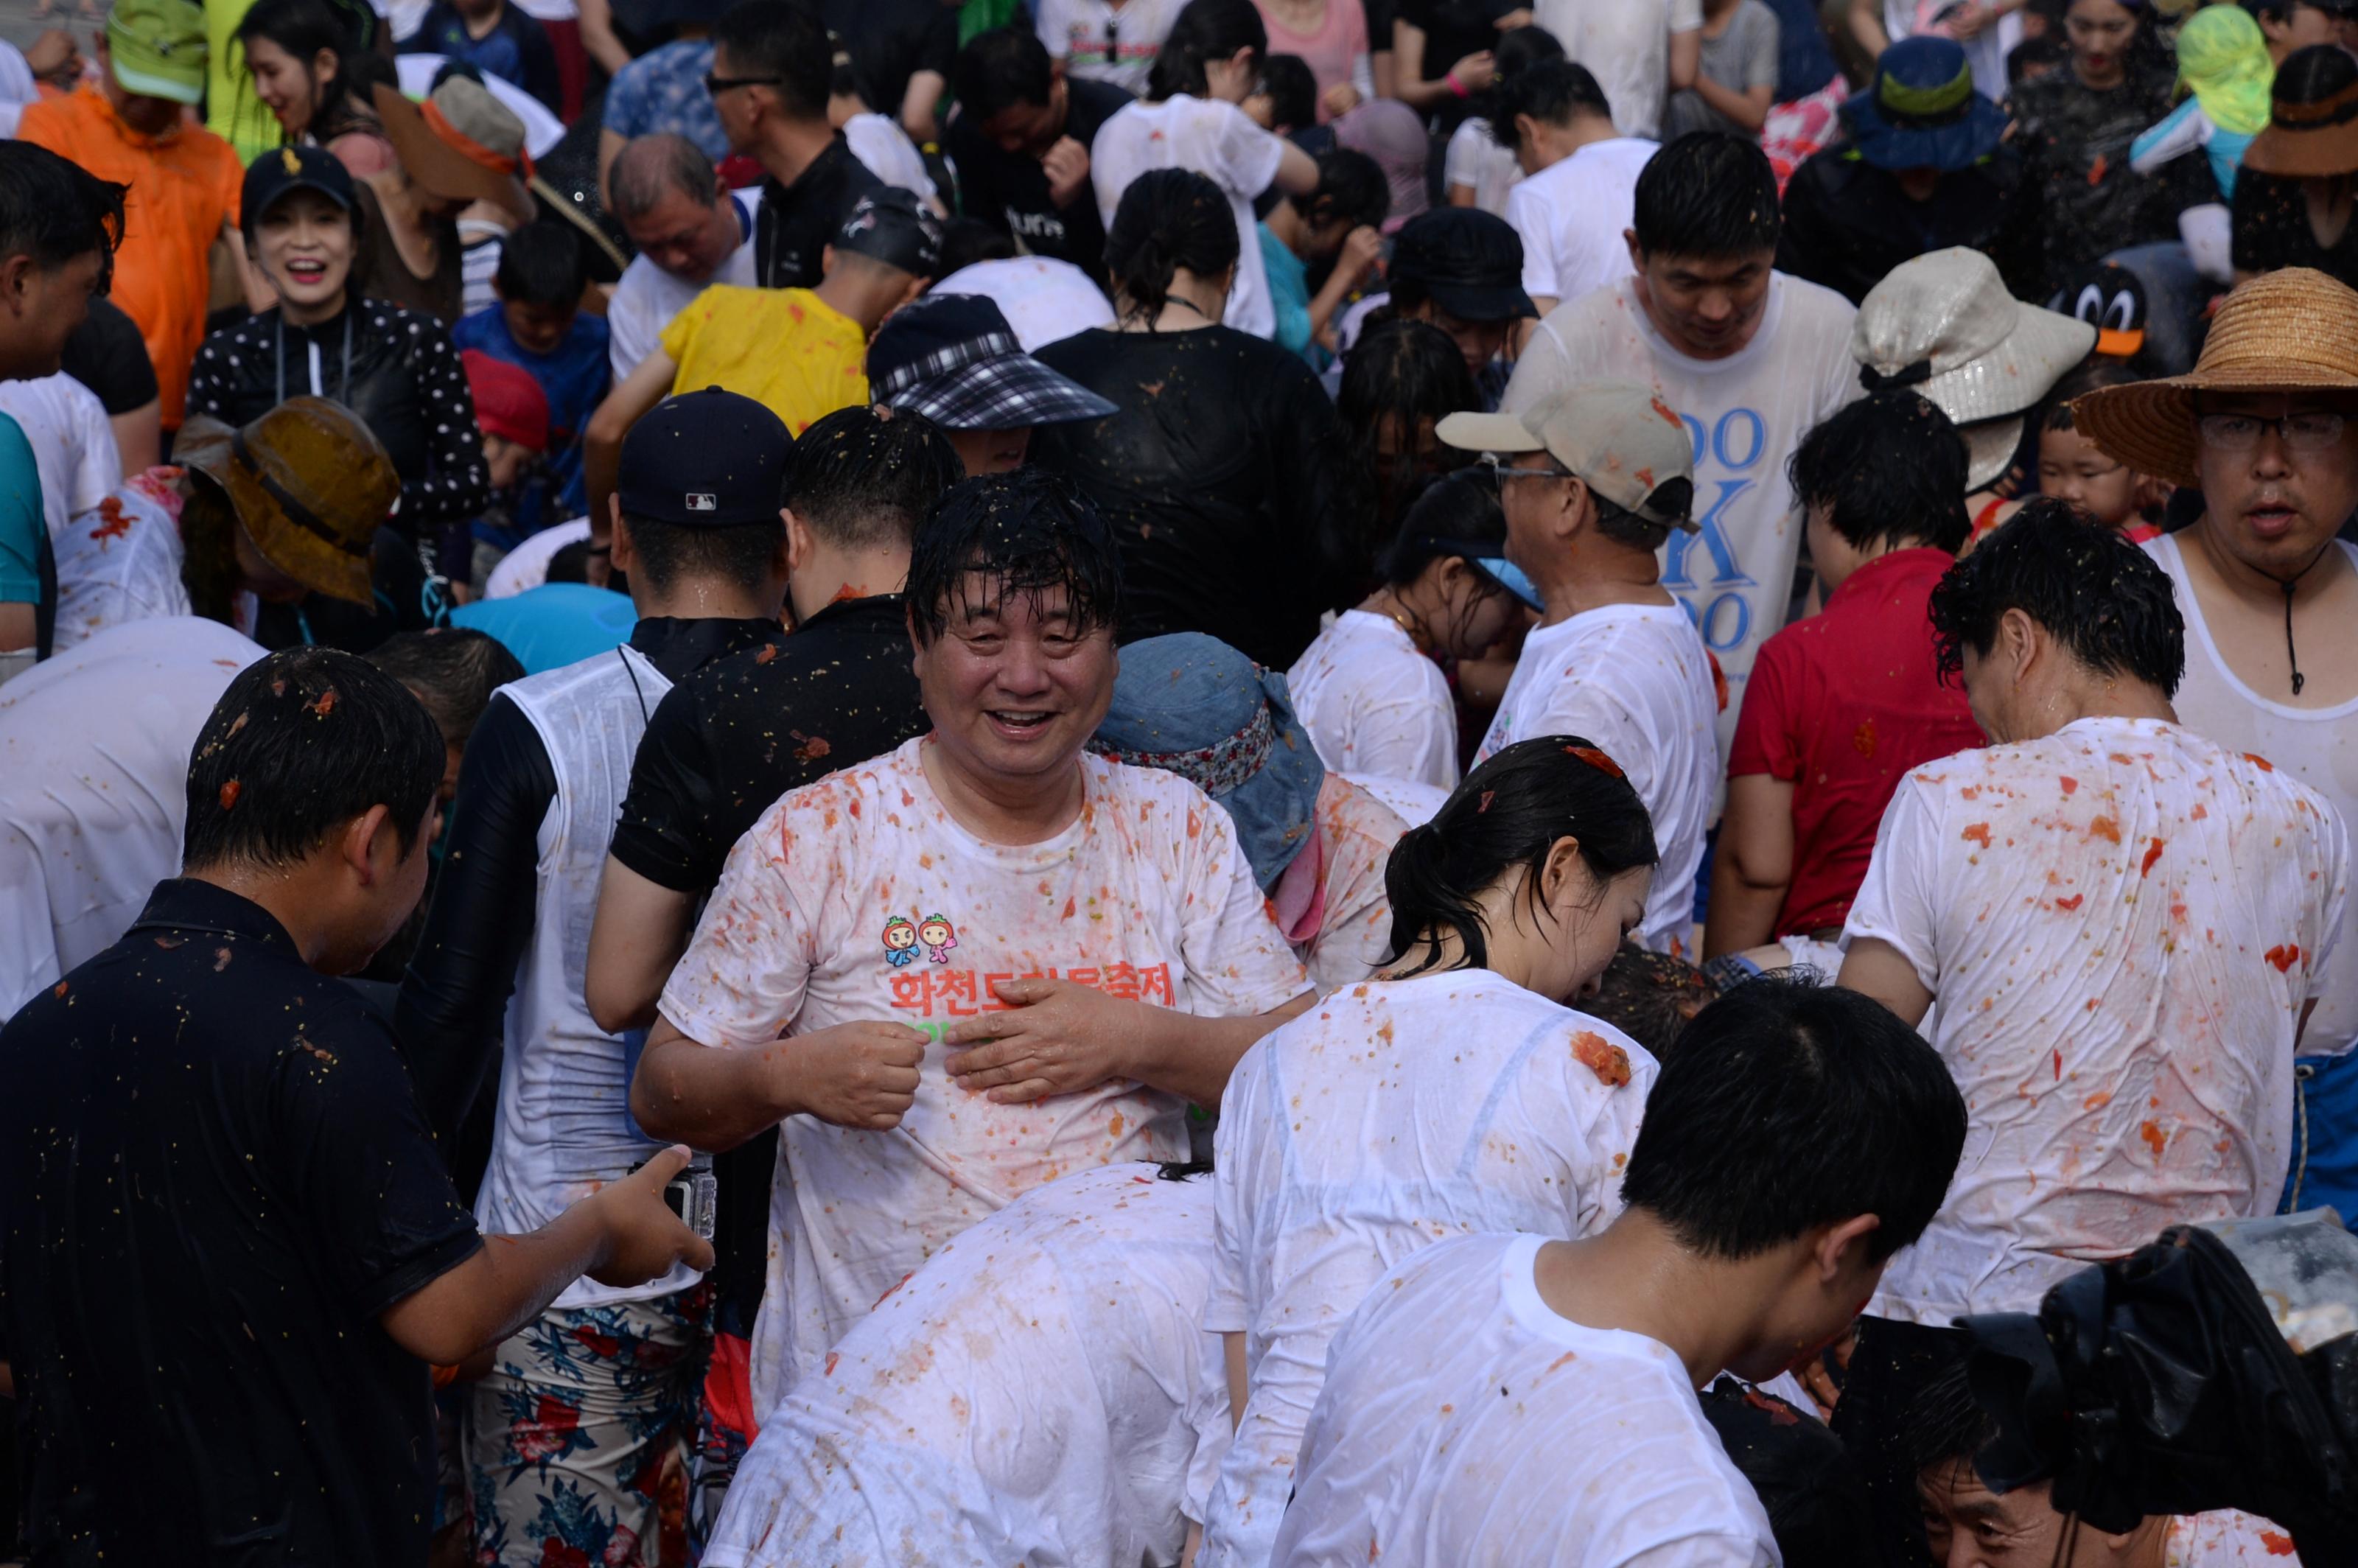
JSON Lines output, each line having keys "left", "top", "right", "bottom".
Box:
{"left": 704, "top": 72, "right": 782, "bottom": 96}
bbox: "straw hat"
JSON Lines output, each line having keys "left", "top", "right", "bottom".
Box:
{"left": 1853, "top": 248, "right": 2096, "bottom": 489}
{"left": 179, "top": 397, "right": 399, "bottom": 605}
{"left": 372, "top": 77, "right": 532, "bottom": 216}
{"left": 2072, "top": 267, "right": 2358, "bottom": 489}
{"left": 2242, "top": 43, "right": 2358, "bottom": 180}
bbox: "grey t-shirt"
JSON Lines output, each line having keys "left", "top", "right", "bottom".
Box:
{"left": 1662, "top": 0, "right": 1780, "bottom": 140}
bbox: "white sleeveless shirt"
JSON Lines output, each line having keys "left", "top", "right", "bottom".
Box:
{"left": 476, "top": 643, "right": 702, "bottom": 1309}
{"left": 2147, "top": 533, "right": 2358, "bottom": 1057}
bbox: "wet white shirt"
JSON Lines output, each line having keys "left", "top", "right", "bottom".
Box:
{"left": 2148, "top": 534, "right": 2358, "bottom": 1058}
{"left": 1505, "top": 273, "right": 1861, "bottom": 760}
{"left": 1272, "top": 1231, "right": 1780, "bottom": 1568}
{"left": 842, "top": 111, "right": 940, "bottom": 205}
{"left": 1530, "top": 0, "right": 1705, "bottom": 140}
{"left": 1507, "top": 136, "right": 1656, "bottom": 307}
{"left": 1200, "top": 970, "right": 1653, "bottom": 1568}
{"left": 2165, "top": 1511, "right": 2305, "bottom": 1564}
{"left": 1845, "top": 716, "right": 2348, "bottom": 1323}
{"left": 48, "top": 475, "right": 192, "bottom": 652}
{"left": 659, "top": 736, "right": 1307, "bottom": 1415}
{"left": 702, "top": 1163, "right": 1231, "bottom": 1568}
{"left": 0, "top": 373, "right": 119, "bottom": 543}
{"left": 1092, "top": 94, "right": 1288, "bottom": 339}
{"left": 1444, "top": 117, "right": 1522, "bottom": 217}
{"left": 0, "top": 617, "right": 264, "bottom": 1015}
{"left": 1476, "top": 603, "right": 1718, "bottom": 955}
{"left": 1288, "top": 609, "right": 1458, "bottom": 791}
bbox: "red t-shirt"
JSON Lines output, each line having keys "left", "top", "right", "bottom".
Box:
{"left": 1726, "top": 547, "right": 1984, "bottom": 937}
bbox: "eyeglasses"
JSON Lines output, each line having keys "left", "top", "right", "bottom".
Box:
{"left": 1479, "top": 454, "right": 1572, "bottom": 486}
{"left": 2195, "top": 411, "right": 2350, "bottom": 452}
{"left": 703, "top": 72, "right": 782, "bottom": 96}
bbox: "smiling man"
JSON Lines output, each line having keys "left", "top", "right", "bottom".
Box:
{"left": 628, "top": 465, "right": 1311, "bottom": 1417}
{"left": 2075, "top": 267, "right": 2358, "bottom": 1226}
{"left": 1500, "top": 130, "right": 1859, "bottom": 758}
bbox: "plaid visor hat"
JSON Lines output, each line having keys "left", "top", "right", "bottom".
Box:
{"left": 867, "top": 294, "right": 1119, "bottom": 431}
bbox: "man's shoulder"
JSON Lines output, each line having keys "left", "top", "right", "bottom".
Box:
{"left": 1067, "top": 76, "right": 1136, "bottom": 132}
{"left": 1771, "top": 268, "right": 1859, "bottom": 331}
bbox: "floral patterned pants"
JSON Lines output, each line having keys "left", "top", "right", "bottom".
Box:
{"left": 463, "top": 1289, "right": 710, "bottom": 1567}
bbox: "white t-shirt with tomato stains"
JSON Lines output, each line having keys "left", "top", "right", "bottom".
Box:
{"left": 700, "top": 1163, "right": 1231, "bottom": 1568}
{"left": 1199, "top": 971, "right": 1654, "bottom": 1568}
{"left": 1844, "top": 715, "right": 2348, "bottom": 1326}
{"left": 1270, "top": 1231, "right": 1779, "bottom": 1568}
{"left": 1296, "top": 774, "right": 1407, "bottom": 993}
{"left": 659, "top": 735, "right": 1308, "bottom": 1415}
{"left": 2165, "top": 1511, "right": 2305, "bottom": 1565}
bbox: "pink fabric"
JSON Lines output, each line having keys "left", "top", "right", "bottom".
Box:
{"left": 1256, "top": 0, "right": 1370, "bottom": 122}
{"left": 1269, "top": 811, "right": 1329, "bottom": 946}
{"left": 1763, "top": 74, "right": 1848, "bottom": 195}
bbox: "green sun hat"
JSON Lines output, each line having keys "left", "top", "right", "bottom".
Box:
{"left": 107, "top": 0, "right": 209, "bottom": 107}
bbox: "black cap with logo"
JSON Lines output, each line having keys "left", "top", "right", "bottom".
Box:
{"left": 616, "top": 387, "right": 792, "bottom": 525}
{"left": 239, "top": 143, "right": 357, "bottom": 239}
{"left": 835, "top": 187, "right": 944, "bottom": 280}
{"left": 1389, "top": 209, "right": 1538, "bottom": 323}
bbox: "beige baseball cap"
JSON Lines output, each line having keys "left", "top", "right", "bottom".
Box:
{"left": 1437, "top": 381, "right": 1698, "bottom": 533}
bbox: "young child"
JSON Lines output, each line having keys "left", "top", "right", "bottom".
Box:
{"left": 459, "top": 347, "right": 551, "bottom": 586}
{"left": 1258, "top": 147, "right": 1390, "bottom": 365}
{"left": 1287, "top": 473, "right": 1531, "bottom": 791}
{"left": 452, "top": 220, "right": 608, "bottom": 525}
{"left": 1968, "top": 360, "right": 2170, "bottom": 548}
{"left": 1269, "top": 978, "right": 1967, "bottom": 1567}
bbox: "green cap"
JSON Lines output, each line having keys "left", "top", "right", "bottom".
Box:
{"left": 107, "top": 0, "right": 208, "bottom": 106}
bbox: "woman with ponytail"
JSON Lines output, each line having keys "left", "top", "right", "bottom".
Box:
{"left": 1089, "top": 0, "right": 1318, "bottom": 339}
{"left": 1194, "top": 736, "right": 1660, "bottom": 1568}
{"left": 1031, "top": 168, "right": 1352, "bottom": 670}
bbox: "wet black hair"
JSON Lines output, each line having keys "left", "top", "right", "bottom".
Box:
{"left": 938, "top": 217, "right": 1019, "bottom": 276}
{"left": 1788, "top": 391, "right": 1971, "bottom": 555}
{"left": 1147, "top": 0, "right": 1267, "bottom": 102}
{"left": 1631, "top": 132, "right": 1780, "bottom": 262}
{"left": 2039, "top": 358, "right": 2143, "bottom": 434}
{"left": 1105, "top": 168, "right": 1241, "bottom": 322}
{"left": 1290, "top": 147, "right": 1390, "bottom": 232}
{"left": 494, "top": 221, "right": 586, "bottom": 309}
{"left": 1905, "top": 1361, "right": 1995, "bottom": 1477}
{"left": 183, "top": 646, "right": 447, "bottom": 872}
{"left": 1621, "top": 976, "right": 1967, "bottom": 1263}
{"left": 1493, "top": 22, "right": 1567, "bottom": 79}
{"left": 2007, "top": 32, "right": 2069, "bottom": 85}
{"left": 1928, "top": 496, "right": 2186, "bottom": 695}
{"left": 1486, "top": 57, "right": 1613, "bottom": 150}
{"left": 2271, "top": 43, "right": 2358, "bottom": 122}
{"left": 620, "top": 511, "right": 788, "bottom": 596}
{"left": 712, "top": 0, "right": 833, "bottom": 122}
{"left": 0, "top": 142, "right": 125, "bottom": 291}
{"left": 906, "top": 466, "right": 1124, "bottom": 645}
{"left": 1260, "top": 54, "right": 1319, "bottom": 133}
{"left": 1339, "top": 315, "right": 1480, "bottom": 553}
{"left": 1385, "top": 736, "right": 1660, "bottom": 978}
{"left": 1586, "top": 942, "right": 1718, "bottom": 1060}
{"left": 785, "top": 404, "right": 963, "bottom": 553}
{"left": 236, "top": 0, "right": 380, "bottom": 147}
{"left": 363, "top": 626, "right": 523, "bottom": 753}
{"left": 1374, "top": 472, "right": 1511, "bottom": 650}
{"left": 954, "top": 27, "right": 1057, "bottom": 121}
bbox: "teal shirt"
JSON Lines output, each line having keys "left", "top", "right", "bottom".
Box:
{"left": 1258, "top": 223, "right": 1320, "bottom": 365}
{"left": 451, "top": 582, "right": 638, "bottom": 674}
{"left": 0, "top": 410, "right": 44, "bottom": 606}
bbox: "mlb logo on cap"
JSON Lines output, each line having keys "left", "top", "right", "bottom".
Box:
{"left": 615, "top": 388, "right": 794, "bottom": 526}
{"left": 685, "top": 493, "right": 716, "bottom": 512}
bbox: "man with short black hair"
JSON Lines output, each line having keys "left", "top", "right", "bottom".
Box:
{"left": 0, "top": 645, "right": 712, "bottom": 1567}
{"left": 1270, "top": 978, "right": 1967, "bottom": 1567}
{"left": 604, "top": 135, "right": 762, "bottom": 382}
{"left": 947, "top": 27, "right": 1136, "bottom": 285}
{"left": 626, "top": 465, "right": 1311, "bottom": 1419}
{"left": 708, "top": 0, "right": 882, "bottom": 290}
{"left": 1504, "top": 130, "right": 1860, "bottom": 756}
{"left": 1441, "top": 382, "right": 1718, "bottom": 957}
{"left": 1493, "top": 58, "right": 1655, "bottom": 315}
{"left": 2243, "top": 0, "right": 2345, "bottom": 65}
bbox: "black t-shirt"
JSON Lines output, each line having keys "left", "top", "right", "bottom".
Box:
{"left": 1775, "top": 149, "right": 2040, "bottom": 306}
{"left": 0, "top": 877, "right": 482, "bottom": 1567}
{"left": 755, "top": 137, "right": 886, "bottom": 290}
{"left": 1393, "top": 0, "right": 1519, "bottom": 130}
{"left": 2005, "top": 63, "right": 2209, "bottom": 295}
{"left": 1028, "top": 326, "right": 1350, "bottom": 670}
{"left": 611, "top": 593, "right": 929, "bottom": 895}
{"left": 2232, "top": 169, "right": 2358, "bottom": 293}
{"left": 60, "top": 295, "right": 158, "bottom": 416}
{"left": 828, "top": 0, "right": 956, "bottom": 123}
{"left": 945, "top": 77, "right": 1133, "bottom": 283}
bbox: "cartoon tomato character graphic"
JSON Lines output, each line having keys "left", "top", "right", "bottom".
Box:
{"left": 882, "top": 916, "right": 920, "bottom": 968}
{"left": 918, "top": 914, "right": 958, "bottom": 965}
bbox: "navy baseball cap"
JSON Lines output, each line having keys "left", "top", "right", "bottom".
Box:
{"left": 836, "top": 188, "right": 942, "bottom": 279}
{"left": 240, "top": 143, "right": 357, "bottom": 239}
{"left": 617, "top": 387, "right": 791, "bottom": 525}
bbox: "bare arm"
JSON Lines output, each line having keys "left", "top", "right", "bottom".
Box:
{"left": 575, "top": 0, "right": 633, "bottom": 77}
{"left": 378, "top": 1147, "right": 713, "bottom": 1365}
{"left": 1390, "top": 20, "right": 1495, "bottom": 111}
{"left": 1273, "top": 137, "right": 1319, "bottom": 197}
{"left": 597, "top": 126, "right": 627, "bottom": 211}
{"left": 585, "top": 853, "right": 697, "bottom": 1035}
{"left": 0, "top": 603, "right": 32, "bottom": 655}
{"left": 1836, "top": 937, "right": 1934, "bottom": 1030}
{"left": 1704, "top": 773, "right": 1796, "bottom": 958}
{"left": 108, "top": 400, "right": 161, "bottom": 475}
{"left": 585, "top": 349, "right": 677, "bottom": 547}
{"left": 1668, "top": 25, "right": 1701, "bottom": 93}
{"left": 900, "top": 69, "right": 946, "bottom": 143}
{"left": 631, "top": 1015, "right": 930, "bottom": 1149}
{"left": 1846, "top": 0, "right": 1890, "bottom": 57}
{"left": 941, "top": 979, "right": 1318, "bottom": 1109}
{"left": 1689, "top": 70, "right": 1772, "bottom": 133}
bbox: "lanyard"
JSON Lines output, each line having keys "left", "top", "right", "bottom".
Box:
{"left": 275, "top": 307, "right": 354, "bottom": 408}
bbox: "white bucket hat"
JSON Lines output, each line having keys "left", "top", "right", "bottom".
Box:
{"left": 1852, "top": 247, "right": 2097, "bottom": 491}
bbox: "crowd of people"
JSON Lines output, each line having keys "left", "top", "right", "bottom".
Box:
{"left": 0, "top": 0, "right": 2354, "bottom": 1563}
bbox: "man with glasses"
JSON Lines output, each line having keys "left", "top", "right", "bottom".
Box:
{"left": 2076, "top": 265, "right": 2358, "bottom": 1226}
{"left": 706, "top": 0, "right": 883, "bottom": 290}
{"left": 1435, "top": 381, "right": 1717, "bottom": 957}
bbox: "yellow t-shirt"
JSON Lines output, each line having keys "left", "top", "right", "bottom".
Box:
{"left": 660, "top": 286, "right": 869, "bottom": 437}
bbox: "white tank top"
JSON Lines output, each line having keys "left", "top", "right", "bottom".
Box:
{"left": 476, "top": 643, "right": 702, "bottom": 1308}
{"left": 2148, "top": 533, "right": 2358, "bottom": 1057}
